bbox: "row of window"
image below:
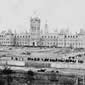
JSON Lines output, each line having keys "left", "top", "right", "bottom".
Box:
{"left": 16, "top": 41, "right": 29, "bottom": 43}
{"left": 0, "top": 42, "right": 83, "bottom": 46}
{"left": 16, "top": 39, "right": 30, "bottom": 41}
{"left": 42, "top": 36, "right": 79, "bottom": 39}
{"left": 42, "top": 36, "right": 57, "bottom": 39}
{"left": 41, "top": 42, "right": 57, "bottom": 45}
{"left": 16, "top": 35, "right": 30, "bottom": 38}
{"left": 16, "top": 43, "right": 29, "bottom": 45}
{"left": 0, "top": 35, "right": 4, "bottom": 37}
{"left": 0, "top": 42, "right": 13, "bottom": 44}
{"left": 65, "top": 35, "right": 78, "bottom": 38}
{"left": 11, "top": 57, "right": 23, "bottom": 61}
{"left": 0, "top": 39, "right": 11, "bottom": 40}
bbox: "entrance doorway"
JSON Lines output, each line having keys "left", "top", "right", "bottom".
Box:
{"left": 33, "top": 42, "right": 35, "bottom": 46}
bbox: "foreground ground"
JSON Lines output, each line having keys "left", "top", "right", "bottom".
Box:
{"left": 0, "top": 47, "right": 85, "bottom": 84}
{"left": 0, "top": 68, "right": 83, "bottom": 85}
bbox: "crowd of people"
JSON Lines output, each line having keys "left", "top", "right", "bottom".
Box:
{"left": 26, "top": 53, "right": 84, "bottom": 64}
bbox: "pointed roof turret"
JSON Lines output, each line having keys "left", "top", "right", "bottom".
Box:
{"left": 44, "top": 20, "right": 48, "bottom": 34}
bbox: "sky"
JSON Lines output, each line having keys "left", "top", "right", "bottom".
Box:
{"left": 0, "top": 0, "right": 85, "bottom": 33}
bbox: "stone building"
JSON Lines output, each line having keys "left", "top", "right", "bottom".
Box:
{"left": 40, "top": 33, "right": 58, "bottom": 47}
{"left": 0, "top": 30, "right": 14, "bottom": 46}
{"left": 57, "top": 30, "right": 85, "bottom": 48}
{"left": 0, "top": 16, "right": 85, "bottom": 48}
{"left": 14, "top": 32, "right": 31, "bottom": 46}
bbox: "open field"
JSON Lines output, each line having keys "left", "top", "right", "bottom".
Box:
{"left": 0, "top": 46, "right": 85, "bottom": 62}
{"left": 0, "top": 47, "right": 85, "bottom": 72}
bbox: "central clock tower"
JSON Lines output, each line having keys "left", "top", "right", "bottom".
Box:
{"left": 30, "top": 16, "right": 41, "bottom": 46}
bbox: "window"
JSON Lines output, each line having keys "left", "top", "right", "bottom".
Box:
{"left": 11, "top": 57, "right": 13, "bottom": 60}
{"left": 42, "top": 42, "right": 43, "bottom": 45}
{"left": 15, "top": 57, "right": 18, "bottom": 60}
{"left": 54, "top": 36, "right": 56, "bottom": 38}
{"left": 65, "top": 35, "right": 66, "bottom": 38}
{"left": 42, "top": 36, "right": 43, "bottom": 38}
{"left": 79, "top": 43, "right": 80, "bottom": 45}
{"left": 28, "top": 57, "right": 31, "bottom": 60}
{"left": 76, "top": 36, "right": 78, "bottom": 38}
{"left": 26, "top": 36, "right": 27, "bottom": 38}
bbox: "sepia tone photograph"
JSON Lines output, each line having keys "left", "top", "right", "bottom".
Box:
{"left": 0, "top": 0, "right": 85, "bottom": 85}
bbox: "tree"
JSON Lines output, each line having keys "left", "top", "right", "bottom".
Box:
{"left": 25, "top": 70, "right": 35, "bottom": 84}
{"left": 27, "top": 70, "right": 34, "bottom": 76}
{"left": 59, "top": 77, "right": 75, "bottom": 85}
{"left": 0, "top": 67, "right": 15, "bottom": 85}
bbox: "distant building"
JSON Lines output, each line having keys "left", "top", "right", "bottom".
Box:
{"left": 0, "top": 30, "right": 14, "bottom": 46}
{"left": 14, "top": 32, "right": 31, "bottom": 46}
{"left": 0, "top": 16, "right": 85, "bottom": 48}
{"left": 40, "top": 33, "right": 58, "bottom": 47}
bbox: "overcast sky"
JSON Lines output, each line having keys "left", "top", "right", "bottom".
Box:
{"left": 0, "top": 0, "right": 85, "bottom": 33}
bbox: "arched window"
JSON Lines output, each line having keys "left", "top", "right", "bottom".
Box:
{"left": 68, "top": 36, "right": 70, "bottom": 38}
{"left": 45, "top": 36, "right": 46, "bottom": 38}
{"left": 65, "top": 35, "right": 66, "bottom": 38}
{"left": 34, "top": 58, "right": 37, "bottom": 61}
{"left": 27, "top": 57, "right": 31, "bottom": 60}
{"left": 54, "top": 42, "right": 55, "bottom": 45}
{"left": 37, "top": 58, "right": 40, "bottom": 61}
{"left": 15, "top": 57, "right": 18, "bottom": 60}
{"left": 54, "top": 36, "right": 56, "bottom": 38}
{"left": 11, "top": 57, "right": 13, "bottom": 60}
{"left": 42, "top": 36, "right": 43, "bottom": 38}
{"left": 76, "top": 36, "right": 78, "bottom": 38}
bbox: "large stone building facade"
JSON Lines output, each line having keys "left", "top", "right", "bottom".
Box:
{"left": 0, "top": 16, "right": 85, "bottom": 48}
{"left": 0, "top": 30, "right": 14, "bottom": 46}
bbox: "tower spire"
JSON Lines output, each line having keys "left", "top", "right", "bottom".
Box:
{"left": 44, "top": 20, "right": 48, "bottom": 34}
